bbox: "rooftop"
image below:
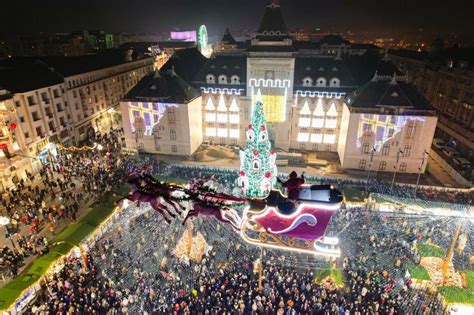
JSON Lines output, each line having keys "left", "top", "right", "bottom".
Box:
{"left": 161, "top": 48, "right": 208, "bottom": 83}
{"left": 124, "top": 69, "right": 200, "bottom": 104}
{"left": 256, "top": 1, "right": 288, "bottom": 38}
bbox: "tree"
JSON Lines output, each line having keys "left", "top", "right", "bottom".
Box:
{"left": 238, "top": 97, "right": 277, "bottom": 198}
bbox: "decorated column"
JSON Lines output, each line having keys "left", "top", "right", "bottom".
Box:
{"left": 238, "top": 95, "right": 277, "bottom": 198}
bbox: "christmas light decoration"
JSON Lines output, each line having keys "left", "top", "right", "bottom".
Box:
{"left": 238, "top": 99, "right": 277, "bottom": 198}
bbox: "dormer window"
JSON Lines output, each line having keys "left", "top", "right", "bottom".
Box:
{"left": 234, "top": 65, "right": 240, "bottom": 69}
{"left": 206, "top": 74, "right": 216, "bottom": 84}
{"left": 218, "top": 74, "right": 228, "bottom": 84}
{"left": 316, "top": 77, "right": 326, "bottom": 87}
{"left": 318, "top": 67, "right": 325, "bottom": 71}
{"left": 231, "top": 75, "right": 240, "bottom": 84}
{"left": 222, "top": 65, "right": 228, "bottom": 70}
{"left": 329, "top": 78, "right": 340, "bottom": 87}
{"left": 302, "top": 77, "right": 313, "bottom": 87}
{"left": 305, "top": 66, "right": 311, "bottom": 71}
{"left": 332, "top": 67, "right": 338, "bottom": 72}
{"left": 210, "top": 65, "right": 216, "bottom": 69}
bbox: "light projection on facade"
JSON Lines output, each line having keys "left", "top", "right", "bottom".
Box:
{"left": 170, "top": 31, "right": 197, "bottom": 42}
{"left": 128, "top": 102, "right": 178, "bottom": 135}
{"left": 356, "top": 114, "right": 425, "bottom": 151}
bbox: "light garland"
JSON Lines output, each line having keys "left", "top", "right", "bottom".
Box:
{"left": 57, "top": 144, "right": 97, "bottom": 151}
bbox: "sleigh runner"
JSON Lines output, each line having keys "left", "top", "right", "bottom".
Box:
{"left": 239, "top": 185, "right": 343, "bottom": 257}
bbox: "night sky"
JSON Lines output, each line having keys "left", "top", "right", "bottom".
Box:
{"left": 1, "top": 0, "right": 473, "bottom": 37}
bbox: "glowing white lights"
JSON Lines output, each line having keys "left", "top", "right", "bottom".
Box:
{"left": 217, "top": 128, "right": 228, "bottom": 137}
{"left": 229, "top": 98, "right": 239, "bottom": 112}
{"left": 312, "top": 118, "right": 324, "bottom": 128}
{"left": 324, "top": 134, "right": 335, "bottom": 144}
{"left": 299, "top": 101, "right": 312, "bottom": 115}
{"left": 229, "top": 114, "right": 239, "bottom": 124}
{"left": 205, "top": 97, "right": 215, "bottom": 110}
{"left": 217, "top": 113, "right": 228, "bottom": 123}
{"left": 229, "top": 129, "right": 239, "bottom": 138}
{"left": 201, "top": 87, "right": 244, "bottom": 95}
{"left": 326, "top": 102, "right": 338, "bottom": 116}
{"left": 325, "top": 119, "right": 337, "bottom": 129}
{"left": 297, "top": 132, "right": 309, "bottom": 142}
{"left": 205, "top": 113, "right": 216, "bottom": 122}
{"left": 310, "top": 134, "right": 323, "bottom": 143}
{"left": 313, "top": 99, "right": 325, "bottom": 116}
{"left": 217, "top": 94, "right": 227, "bottom": 112}
{"left": 205, "top": 127, "right": 216, "bottom": 136}
{"left": 298, "top": 117, "right": 311, "bottom": 127}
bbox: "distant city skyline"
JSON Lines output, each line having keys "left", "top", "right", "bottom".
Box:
{"left": 2, "top": 0, "right": 473, "bottom": 39}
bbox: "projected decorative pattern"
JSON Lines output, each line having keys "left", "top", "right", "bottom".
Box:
{"left": 356, "top": 114, "right": 425, "bottom": 151}
{"left": 129, "top": 102, "right": 178, "bottom": 135}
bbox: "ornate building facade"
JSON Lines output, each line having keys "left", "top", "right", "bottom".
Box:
{"left": 121, "top": 1, "right": 437, "bottom": 175}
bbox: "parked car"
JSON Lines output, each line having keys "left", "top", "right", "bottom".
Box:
{"left": 442, "top": 147, "right": 460, "bottom": 158}
{"left": 452, "top": 157, "right": 471, "bottom": 170}
{"left": 432, "top": 138, "right": 446, "bottom": 150}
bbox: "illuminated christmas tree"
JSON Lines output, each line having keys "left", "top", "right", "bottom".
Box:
{"left": 238, "top": 92, "right": 277, "bottom": 198}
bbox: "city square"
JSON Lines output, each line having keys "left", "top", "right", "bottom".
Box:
{"left": 0, "top": 0, "right": 473, "bottom": 314}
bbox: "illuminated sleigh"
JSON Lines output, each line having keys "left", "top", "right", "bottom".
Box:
{"left": 240, "top": 185, "right": 343, "bottom": 257}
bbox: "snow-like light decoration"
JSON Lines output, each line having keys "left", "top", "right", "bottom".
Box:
{"left": 229, "top": 129, "right": 239, "bottom": 138}
{"left": 297, "top": 132, "right": 310, "bottom": 142}
{"left": 299, "top": 100, "right": 312, "bottom": 115}
{"left": 295, "top": 90, "right": 345, "bottom": 99}
{"left": 229, "top": 114, "right": 239, "bottom": 124}
{"left": 324, "top": 134, "right": 336, "bottom": 144}
{"left": 325, "top": 119, "right": 337, "bottom": 129}
{"left": 326, "top": 102, "right": 338, "bottom": 116}
{"left": 238, "top": 98, "right": 277, "bottom": 198}
{"left": 205, "top": 113, "right": 216, "bottom": 122}
{"left": 310, "top": 133, "right": 323, "bottom": 143}
{"left": 217, "top": 128, "right": 228, "bottom": 137}
{"left": 205, "top": 97, "right": 215, "bottom": 110}
{"left": 217, "top": 95, "right": 227, "bottom": 112}
{"left": 201, "top": 87, "right": 244, "bottom": 95}
{"left": 249, "top": 78, "right": 291, "bottom": 88}
{"left": 312, "top": 118, "right": 324, "bottom": 128}
{"left": 205, "top": 127, "right": 216, "bottom": 136}
{"left": 229, "top": 98, "right": 239, "bottom": 112}
{"left": 313, "top": 99, "right": 325, "bottom": 116}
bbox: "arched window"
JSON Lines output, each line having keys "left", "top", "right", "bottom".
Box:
{"left": 230, "top": 75, "right": 240, "bottom": 84}
{"left": 302, "top": 77, "right": 313, "bottom": 87}
{"left": 206, "top": 74, "right": 215, "bottom": 84}
{"left": 316, "top": 77, "right": 326, "bottom": 87}
{"left": 329, "top": 78, "right": 340, "bottom": 87}
{"left": 218, "top": 75, "right": 227, "bottom": 84}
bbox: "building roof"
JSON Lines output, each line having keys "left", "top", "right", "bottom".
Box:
{"left": 350, "top": 43, "right": 380, "bottom": 50}
{"left": 319, "top": 35, "right": 350, "bottom": 46}
{"left": 256, "top": 1, "right": 288, "bottom": 37}
{"left": 124, "top": 69, "right": 200, "bottom": 103}
{"left": 345, "top": 77, "right": 433, "bottom": 112}
{"left": 0, "top": 59, "right": 64, "bottom": 92}
{"left": 247, "top": 45, "right": 297, "bottom": 53}
{"left": 294, "top": 56, "right": 356, "bottom": 87}
{"left": 161, "top": 48, "right": 208, "bottom": 83}
{"left": 222, "top": 28, "right": 237, "bottom": 45}
{"left": 194, "top": 54, "right": 247, "bottom": 84}
{"left": 293, "top": 41, "right": 321, "bottom": 50}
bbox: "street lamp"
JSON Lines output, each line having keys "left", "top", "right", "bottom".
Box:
{"left": 390, "top": 148, "right": 404, "bottom": 191}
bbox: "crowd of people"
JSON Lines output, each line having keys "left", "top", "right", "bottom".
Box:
{"left": 28, "top": 198, "right": 458, "bottom": 314}
{"left": 0, "top": 130, "right": 125, "bottom": 279}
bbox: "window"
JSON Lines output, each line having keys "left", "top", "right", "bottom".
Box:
{"left": 56, "top": 103, "right": 63, "bottom": 112}
{"left": 399, "top": 162, "right": 407, "bottom": 172}
{"left": 32, "top": 111, "right": 40, "bottom": 121}
{"left": 229, "top": 129, "right": 239, "bottom": 138}
{"left": 48, "top": 121, "right": 55, "bottom": 132}
{"left": 379, "top": 161, "right": 387, "bottom": 171}
{"left": 325, "top": 119, "right": 337, "bottom": 129}
{"left": 298, "top": 117, "right": 311, "bottom": 127}
{"left": 382, "top": 144, "right": 390, "bottom": 156}
{"left": 24, "top": 132, "right": 29, "bottom": 139}
{"left": 218, "top": 75, "right": 227, "bottom": 84}
{"left": 170, "top": 130, "right": 176, "bottom": 140}
{"left": 206, "top": 74, "right": 216, "bottom": 84}
{"left": 73, "top": 90, "right": 77, "bottom": 98}
{"left": 206, "top": 127, "right": 216, "bottom": 137}
{"left": 310, "top": 133, "right": 323, "bottom": 143}
{"left": 35, "top": 126, "right": 43, "bottom": 137}
{"left": 329, "top": 78, "right": 340, "bottom": 87}
{"left": 311, "top": 143, "right": 319, "bottom": 151}
{"left": 167, "top": 108, "right": 176, "bottom": 122}
{"left": 171, "top": 145, "right": 177, "bottom": 153}
{"left": 19, "top": 116, "right": 25, "bottom": 123}
{"left": 312, "top": 117, "right": 324, "bottom": 128}
{"left": 323, "top": 133, "right": 335, "bottom": 144}
{"left": 299, "top": 143, "right": 306, "bottom": 151}
{"left": 229, "top": 114, "right": 239, "bottom": 124}
{"left": 403, "top": 145, "right": 412, "bottom": 157}
{"left": 325, "top": 144, "right": 332, "bottom": 151}
{"left": 27, "top": 96, "right": 36, "bottom": 106}
{"left": 217, "top": 128, "right": 228, "bottom": 137}
{"left": 406, "top": 121, "right": 416, "bottom": 138}
{"left": 316, "top": 78, "right": 326, "bottom": 87}
{"left": 302, "top": 77, "right": 313, "bottom": 87}
{"left": 230, "top": 75, "right": 240, "bottom": 84}
{"left": 53, "top": 89, "right": 60, "bottom": 98}
{"left": 297, "top": 132, "right": 309, "bottom": 142}
{"left": 359, "top": 160, "right": 367, "bottom": 170}
{"left": 15, "top": 101, "right": 20, "bottom": 108}
{"left": 205, "top": 112, "right": 216, "bottom": 122}
{"left": 217, "top": 113, "right": 228, "bottom": 123}
{"left": 362, "top": 143, "right": 370, "bottom": 154}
